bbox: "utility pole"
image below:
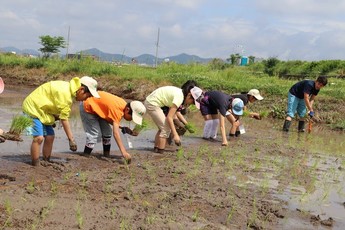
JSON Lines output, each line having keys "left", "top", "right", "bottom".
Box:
{"left": 155, "top": 27, "right": 160, "bottom": 67}
{"left": 66, "top": 26, "right": 70, "bottom": 58}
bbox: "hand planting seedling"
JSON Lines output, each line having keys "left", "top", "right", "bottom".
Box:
{"left": 184, "top": 123, "right": 196, "bottom": 133}
{"left": 132, "top": 120, "right": 148, "bottom": 135}
{"left": 0, "top": 114, "right": 32, "bottom": 142}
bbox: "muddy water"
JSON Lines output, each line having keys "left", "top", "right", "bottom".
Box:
{"left": 1, "top": 85, "right": 345, "bottom": 229}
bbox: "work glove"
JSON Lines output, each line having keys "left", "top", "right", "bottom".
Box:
{"left": 121, "top": 127, "right": 133, "bottom": 135}
{"left": 69, "top": 139, "right": 77, "bottom": 151}
{"left": 309, "top": 111, "right": 315, "bottom": 118}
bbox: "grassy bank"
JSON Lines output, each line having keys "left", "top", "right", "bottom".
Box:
{"left": 1, "top": 54, "right": 345, "bottom": 130}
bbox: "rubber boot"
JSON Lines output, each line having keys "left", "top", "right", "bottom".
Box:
{"left": 235, "top": 130, "right": 241, "bottom": 137}
{"left": 283, "top": 120, "right": 291, "bottom": 132}
{"left": 83, "top": 146, "right": 93, "bottom": 155}
{"left": 298, "top": 121, "right": 305, "bottom": 132}
{"left": 103, "top": 144, "right": 111, "bottom": 157}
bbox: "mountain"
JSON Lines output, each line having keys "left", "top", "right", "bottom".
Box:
{"left": 0, "top": 46, "right": 40, "bottom": 56}
{"left": 80, "top": 48, "right": 213, "bottom": 65}
{"left": 0, "top": 46, "right": 214, "bottom": 64}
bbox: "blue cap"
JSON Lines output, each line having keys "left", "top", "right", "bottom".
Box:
{"left": 232, "top": 98, "right": 244, "bottom": 115}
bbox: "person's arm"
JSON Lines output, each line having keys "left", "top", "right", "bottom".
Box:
{"left": 113, "top": 122, "right": 131, "bottom": 161}
{"left": 176, "top": 111, "right": 188, "bottom": 125}
{"left": 60, "top": 119, "right": 77, "bottom": 151}
{"left": 167, "top": 106, "right": 180, "bottom": 145}
{"left": 304, "top": 92, "right": 315, "bottom": 112}
{"left": 249, "top": 112, "right": 261, "bottom": 120}
{"left": 219, "top": 115, "right": 228, "bottom": 146}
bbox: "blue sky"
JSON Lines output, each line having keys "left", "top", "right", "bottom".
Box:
{"left": 1, "top": 0, "right": 345, "bottom": 61}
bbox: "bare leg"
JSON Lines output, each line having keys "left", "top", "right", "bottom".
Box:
{"left": 31, "top": 136, "right": 44, "bottom": 166}
{"left": 154, "top": 130, "right": 161, "bottom": 148}
{"left": 42, "top": 135, "right": 55, "bottom": 161}
{"left": 157, "top": 136, "right": 167, "bottom": 150}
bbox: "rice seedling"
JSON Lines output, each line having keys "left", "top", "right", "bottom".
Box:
{"left": 132, "top": 120, "right": 148, "bottom": 134}
{"left": 110, "top": 207, "right": 117, "bottom": 219}
{"left": 247, "top": 198, "right": 258, "bottom": 229}
{"left": 50, "top": 181, "right": 58, "bottom": 196}
{"left": 2, "top": 199, "right": 13, "bottom": 228}
{"left": 120, "top": 217, "right": 132, "bottom": 230}
{"left": 259, "top": 110, "right": 270, "bottom": 118}
{"left": 176, "top": 148, "right": 185, "bottom": 161}
{"left": 145, "top": 214, "right": 157, "bottom": 224}
{"left": 26, "top": 179, "right": 36, "bottom": 194}
{"left": 76, "top": 201, "right": 83, "bottom": 229}
{"left": 1, "top": 114, "right": 32, "bottom": 141}
{"left": 191, "top": 209, "right": 199, "bottom": 222}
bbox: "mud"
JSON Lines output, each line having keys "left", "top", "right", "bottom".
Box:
{"left": 0, "top": 85, "right": 345, "bottom": 229}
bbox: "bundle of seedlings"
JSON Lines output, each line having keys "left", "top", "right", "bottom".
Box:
{"left": 132, "top": 120, "right": 148, "bottom": 135}
{"left": 0, "top": 114, "right": 32, "bottom": 141}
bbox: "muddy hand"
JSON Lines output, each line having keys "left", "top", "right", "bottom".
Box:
{"left": 174, "top": 137, "right": 181, "bottom": 146}
{"left": 121, "top": 127, "right": 133, "bottom": 135}
{"left": 123, "top": 152, "right": 132, "bottom": 164}
{"left": 0, "top": 136, "right": 5, "bottom": 143}
{"left": 69, "top": 140, "right": 77, "bottom": 151}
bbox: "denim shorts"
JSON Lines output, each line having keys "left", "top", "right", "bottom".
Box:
{"left": 286, "top": 92, "right": 307, "bottom": 118}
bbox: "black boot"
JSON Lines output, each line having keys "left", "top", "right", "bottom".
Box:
{"left": 235, "top": 130, "right": 241, "bottom": 137}
{"left": 283, "top": 120, "right": 291, "bottom": 132}
{"left": 103, "top": 144, "right": 111, "bottom": 157}
{"left": 83, "top": 146, "right": 93, "bottom": 154}
{"left": 298, "top": 121, "right": 305, "bottom": 132}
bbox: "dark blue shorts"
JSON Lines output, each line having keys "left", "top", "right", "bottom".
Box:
{"left": 200, "top": 104, "right": 218, "bottom": 116}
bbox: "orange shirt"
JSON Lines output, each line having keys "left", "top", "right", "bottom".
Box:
{"left": 83, "top": 91, "right": 127, "bottom": 125}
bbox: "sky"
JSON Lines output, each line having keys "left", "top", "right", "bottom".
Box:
{"left": 1, "top": 0, "right": 345, "bottom": 61}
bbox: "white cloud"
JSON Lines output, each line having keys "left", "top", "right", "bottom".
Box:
{"left": 1, "top": 0, "right": 345, "bottom": 60}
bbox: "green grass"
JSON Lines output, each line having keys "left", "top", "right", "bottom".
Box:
{"left": 1, "top": 53, "right": 345, "bottom": 129}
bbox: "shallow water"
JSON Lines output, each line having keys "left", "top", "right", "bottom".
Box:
{"left": 1, "top": 85, "right": 344, "bottom": 229}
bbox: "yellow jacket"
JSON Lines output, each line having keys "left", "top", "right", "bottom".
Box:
{"left": 22, "top": 77, "right": 81, "bottom": 125}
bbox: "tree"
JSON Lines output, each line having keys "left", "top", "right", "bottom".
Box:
{"left": 38, "top": 35, "right": 66, "bottom": 58}
{"left": 248, "top": 56, "right": 255, "bottom": 64}
{"left": 226, "top": 53, "right": 241, "bottom": 65}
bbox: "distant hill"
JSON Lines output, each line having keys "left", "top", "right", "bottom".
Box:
{"left": 0, "top": 46, "right": 40, "bottom": 56}
{"left": 81, "top": 48, "right": 214, "bottom": 65}
{"left": 0, "top": 47, "right": 214, "bottom": 65}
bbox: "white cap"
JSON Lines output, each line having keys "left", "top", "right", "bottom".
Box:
{"left": 80, "top": 76, "right": 100, "bottom": 98}
{"left": 232, "top": 98, "right": 244, "bottom": 115}
{"left": 130, "top": 101, "right": 146, "bottom": 125}
{"left": 248, "top": 89, "right": 263, "bottom": 101}
{"left": 0, "top": 77, "right": 4, "bottom": 94}
{"left": 190, "top": 86, "right": 203, "bottom": 109}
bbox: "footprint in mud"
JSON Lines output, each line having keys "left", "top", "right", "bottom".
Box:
{"left": 40, "top": 160, "right": 66, "bottom": 172}
{"left": 0, "top": 174, "right": 16, "bottom": 185}
{"left": 310, "top": 214, "right": 334, "bottom": 227}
